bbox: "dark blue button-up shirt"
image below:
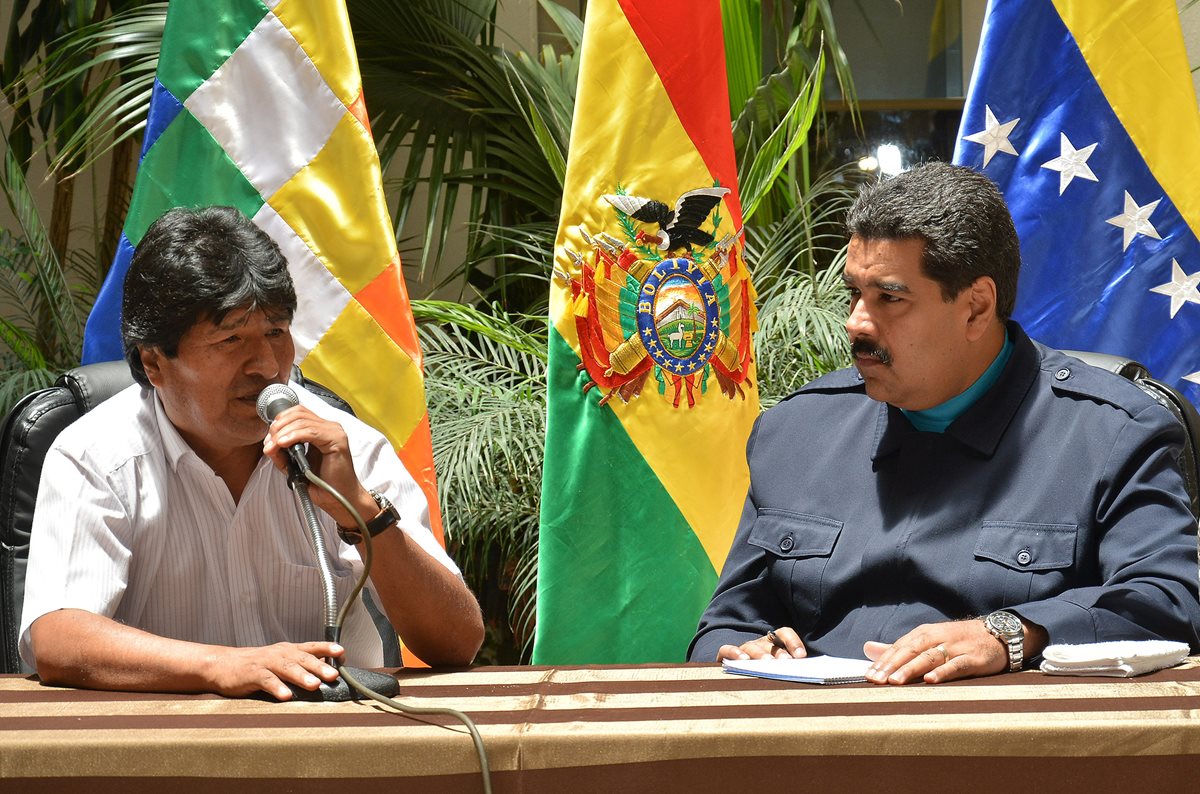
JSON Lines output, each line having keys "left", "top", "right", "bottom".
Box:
{"left": 689, "top": 323, "right": 1200, "bottom": 661}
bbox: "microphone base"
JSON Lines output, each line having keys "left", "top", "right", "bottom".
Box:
{"left": 287, "top": 667, "right": 400, "bottom": 702}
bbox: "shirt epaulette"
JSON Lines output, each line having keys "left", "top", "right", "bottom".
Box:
{"left": 779, "top": 367, "right": 866, "bottom": 403}
{"left": 1039, "top": 346, "right": 1164, "bottom": 419}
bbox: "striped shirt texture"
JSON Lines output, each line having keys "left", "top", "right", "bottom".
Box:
{"left": 19, "top": 383, "right": 458, "bottom": 668}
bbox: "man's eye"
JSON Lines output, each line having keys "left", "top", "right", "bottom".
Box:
{"left": 880, "top": 293, "right": 902, "bottom": 303}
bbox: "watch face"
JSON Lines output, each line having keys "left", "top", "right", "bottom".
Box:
{"left": 988, "top": 611, "right": 1022, "bottom": 636}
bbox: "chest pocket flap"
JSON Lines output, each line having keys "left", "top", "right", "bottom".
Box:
{"left": 748, "top": 509, "right": 842, "bottom": 558}
{"left": 975, "top": 521, "right": 1077, "bottom": 571}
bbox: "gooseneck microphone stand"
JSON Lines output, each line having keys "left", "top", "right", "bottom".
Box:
{"left": 256, "top": 385, "right": 492, "bottom": 793}
{"left": 287, "top": 466, "right": 401, "bottom": 702}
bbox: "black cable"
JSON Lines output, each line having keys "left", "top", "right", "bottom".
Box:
{"left": 294, "top": 468, "right": 493, "bottom": 794}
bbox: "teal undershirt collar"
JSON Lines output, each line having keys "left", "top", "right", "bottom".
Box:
{"left": 900, "top": 331, "right": 1013, "bottom": 433}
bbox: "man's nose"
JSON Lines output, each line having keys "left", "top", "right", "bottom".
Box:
{"left": 244, "top": 337, "right": 281, "bottom": 379}
{"left": 845, "top": 298, "right": 874, "bottom": 337}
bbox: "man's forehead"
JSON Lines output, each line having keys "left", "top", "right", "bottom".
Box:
{"left": 845, "top": 236, "right": 929, "bottom": 290}
{"left": 202, "top": 305, "right": 292, "bottom": 331}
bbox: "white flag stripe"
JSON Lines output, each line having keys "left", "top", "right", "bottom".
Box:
{"left": 186, "top": 13, "right": 344, "bottom": 200}
{"left": 253, "top": 203, "right": 349, "bottom": 360}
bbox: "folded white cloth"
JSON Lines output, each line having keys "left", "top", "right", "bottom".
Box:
{"left": 1039, "top": 640, "right": 1190, "bottom": 677}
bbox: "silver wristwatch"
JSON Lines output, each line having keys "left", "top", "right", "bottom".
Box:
{"left": 983, "top": 610, "right": 1024, "bottom": 672}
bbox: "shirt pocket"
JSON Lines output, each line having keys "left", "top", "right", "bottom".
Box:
{"left": 970, "top": 521, "right": 1077, "bottom": 608}
{"left": 747, "top": 509, "right": 843, "bottom": 623}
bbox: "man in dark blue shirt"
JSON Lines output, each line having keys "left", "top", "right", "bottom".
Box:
{"left": 689, "top": 162, "right": 1200, "bottom": 683}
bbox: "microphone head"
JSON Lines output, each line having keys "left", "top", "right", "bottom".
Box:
{"left": 256, "top": 383, "right": 300, "bottom": 423}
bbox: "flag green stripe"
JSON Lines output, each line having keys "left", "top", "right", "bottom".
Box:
{"left": 156, "top": 0, "right": 268, "bottom": 102}
{"left": 533, "top": 327, "right": 718, "bottom": 664}
{"left": 124, "top": 111, "right": 264, "bottom": 245}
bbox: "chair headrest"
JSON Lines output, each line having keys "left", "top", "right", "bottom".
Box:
{"left": 1061, "top": 350, "right": 1150, "bottom": 382}
{"left": 56, "top": 361, "right": 137, "bottom": 413}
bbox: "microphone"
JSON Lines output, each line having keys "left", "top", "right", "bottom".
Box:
{"left": 255, "top": 383, "right": 402, "bottom": 703}
{"left": 256, "top": 384, "right": 310, "bottom": 476}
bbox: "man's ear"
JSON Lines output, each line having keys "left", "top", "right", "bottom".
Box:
{"left": 139, "top": 347, "right": 165, "bottom": 388}
{"left": 964, "top": 276, "right": 998, "bottom": 342}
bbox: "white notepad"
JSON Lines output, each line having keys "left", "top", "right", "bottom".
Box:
{"left": 721, "top": 655, "right": 873, "bottom": 684}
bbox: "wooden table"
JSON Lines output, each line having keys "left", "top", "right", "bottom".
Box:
{"left": 2, "top": 660, "right": 1199, "bottom": 792}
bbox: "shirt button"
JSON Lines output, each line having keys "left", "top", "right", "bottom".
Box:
{"left": 780, "top": 536, "right": 794, "bottom": 553}
{"left": 1016, "top": 549, "right": 1032, "bottom": 566}
{"left": 1054, "top": 367, "right": 1071, "bottom": 381}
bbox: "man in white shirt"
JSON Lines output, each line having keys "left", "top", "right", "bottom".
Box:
{"left": 20, "top": 206, "right": 484, "bottom": 699}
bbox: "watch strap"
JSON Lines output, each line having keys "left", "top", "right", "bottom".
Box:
{"left": 984, "top": 611, "right": 1025, "bottom": 672}
{"left": 338, "top": 489, "right": 399, "bottom": 545}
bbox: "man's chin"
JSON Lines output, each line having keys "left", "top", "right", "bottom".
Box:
{"left": 856, "top": 370, "right": 891, "bottom": 404}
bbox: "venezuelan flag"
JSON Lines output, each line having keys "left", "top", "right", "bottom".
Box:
{"left": 953, "top": 0, "right": 1200, "bottom": 402}
{"left": 535, "top": 0, "right": 759, "bottom": 664}
{"left": 81, "top": 0, "right": 442, "bottom": 661}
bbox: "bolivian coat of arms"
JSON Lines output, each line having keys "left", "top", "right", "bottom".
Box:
{"left": 560, "top": 185, "right": 755, "bottom": 408}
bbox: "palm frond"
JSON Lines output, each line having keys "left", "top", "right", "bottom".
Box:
{"left": 0, "top": 125, "right": 83, "bottom": 360}
{"left": 721, "top": 0, "right": 763, "bottom": 120}
{"left": 753, "top": 257, "right": 851, "bottom": 408}
{"left": 418, "top": 306, "right": 548, "bottom": 657}
{"left": 739, "top": 49, "right": 824, "bottom": 222}
{"left": 12, "top": 3, "right": 165, "bottom": 174}
{"left": 353, "top": 0, "right": 573, "bottom": 303}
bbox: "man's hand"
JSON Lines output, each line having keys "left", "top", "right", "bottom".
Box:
{"left": 30, "top": 610, "right": 347, "bottom": 699}
{"left": 206, "top": 641, "right": 344, "bottom": 700}
{"left": 862, "top": 617, "right": 1045, "bottom": 684}
{"left": 262, "top": 405, "right": 374, "bottom": 527}
{"left": 717, "top": 626, "right": 807, "bottom": 661}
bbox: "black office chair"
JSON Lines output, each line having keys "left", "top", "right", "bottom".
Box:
{"left": 1064, "top": 350, "right": 1200, "bottom": 519}
{"left": 0, "top": 361, "right": 400, "bottom": 673}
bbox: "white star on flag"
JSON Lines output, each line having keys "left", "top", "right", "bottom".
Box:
{"left": 1185, "top": 372, "right": 1200, "bottom": 387}
{"left": 1105, "top": 191, "right": 1162, "bottom": 251}
{"left": 1041, "top": 133, "right": 1099, "bottom": 194}
{"left": 1149, "top": 259, "right": 1200, "bottom": 318}
{"left": 962, "top": 105, "right": 1020, "bottom": 167}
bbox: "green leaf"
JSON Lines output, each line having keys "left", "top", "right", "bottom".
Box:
{"left": 0, "top": 122, "right": 82, "bottom": 352}
{"left": 738, "top": 48, "right": 824, "bottom": 222}
{"left": 721, "top": 0, "right": 762, "bottom": 121}
{"left": 537, "top": 0, "right": 583, "bottom": 52}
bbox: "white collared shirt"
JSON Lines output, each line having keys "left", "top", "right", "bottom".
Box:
{"left": 19, "top": 382, "right": 459, "bottom": 668}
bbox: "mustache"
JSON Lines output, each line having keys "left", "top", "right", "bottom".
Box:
{"left": 239, "top": 378, "right": 283, "bottom": 397}
{"left": 851, "top": 338, "right": 892, "bottom": 365}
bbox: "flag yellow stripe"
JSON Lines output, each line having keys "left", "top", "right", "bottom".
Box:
{"left": 272, "top": 0, "right": 360, "bottom": 108}
{"left": 1052, "top": 0, "right": 1200, "bottom": 239}
{"left": 299, "top": 301, "right": 426, "bottom": 453}
{"left": 551, "top": 5, "right": 755, "bottom": 573}
{"left": 355, "top": 255, "right": 424, "bottom": 365}
{"left": 270, "top": 113, "right": 394, "bottom": 294}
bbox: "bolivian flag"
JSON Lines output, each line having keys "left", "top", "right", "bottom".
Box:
{"left": 534, "top": 0, "right": 759, "bottom": 664}
{"left": 954, "top": 0, "right": 1200, "bottom": 402}
{"left": 81, "top": 0, "right": 443, "bottom": 659}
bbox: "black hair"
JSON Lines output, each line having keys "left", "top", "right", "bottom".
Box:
{"left": 845, "top": 162, "right": 1020, "bottom": 320}
{"left": 121, "top": 206, "right": 297, "bottom": 386}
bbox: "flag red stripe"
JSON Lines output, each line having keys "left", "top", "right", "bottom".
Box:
{"left": 616, "top": 0, "right": 744, "bottom": 227}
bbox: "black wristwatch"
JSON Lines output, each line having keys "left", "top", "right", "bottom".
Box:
{"left": 983, "top": 610, "right": 1025, "bottom": 672}
{"left": 338, "top": 489, "right": 400, "bottom": 545}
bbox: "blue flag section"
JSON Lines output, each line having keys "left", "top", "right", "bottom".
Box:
{"left": 953, "top": 0, "right": 1200, "bottom": 405}
{"left": 83, "top": 79, "right": 185, "bottom": 365}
